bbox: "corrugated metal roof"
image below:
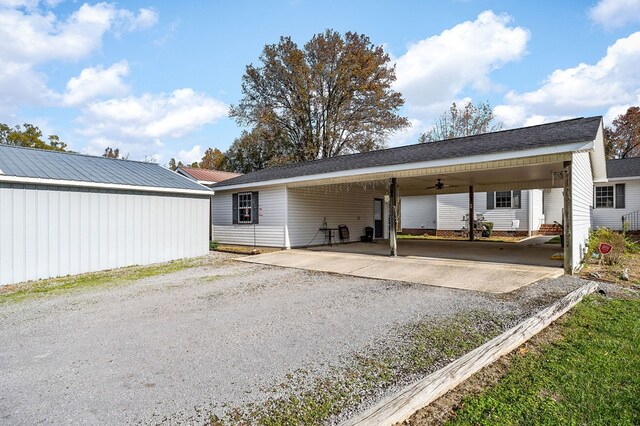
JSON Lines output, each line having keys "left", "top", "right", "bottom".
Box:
{"left": 177, "top": 167, "right": 241, "bottom": 182}
{"left": 213, "top": 116, "right": 602, "bottom": 188}
{"left": 0, "top": 144, "right": 210, "bottom": 192}
{"left": 606, "top": 157, "right": 640, "bottom": 179}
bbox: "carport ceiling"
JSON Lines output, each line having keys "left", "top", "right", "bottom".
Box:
{"left": 398, "top": 160, "right": 566, "bottom": 196}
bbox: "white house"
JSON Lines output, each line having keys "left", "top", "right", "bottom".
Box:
{"left": 593, "top": 157, "right": 640, "bottom": 230}
{"left": 402, "top": 157, "right": 640, "bottom": 235}
{"left": 211, "top": 117, "right": 607, "bottom": 273}
{"left": 0, "top": 145, "right": 213, "bottom": 286}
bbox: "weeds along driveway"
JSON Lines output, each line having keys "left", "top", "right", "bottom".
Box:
{"left": 0, "top": 253, "right": 583, "bottom": 425}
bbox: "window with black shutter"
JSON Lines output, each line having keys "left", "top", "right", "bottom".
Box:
{"left": 615, "top": 184, "right": 625, "bottom": 209}
{"left": 232, "top": 191, "right": 259, "bottom": 224}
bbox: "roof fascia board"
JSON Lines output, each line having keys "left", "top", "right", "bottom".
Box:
{"left": 601, "top": 176, "right": 640, "bottom": 182}
{"left": 0, "top": 175, "right": 213, "bottom": 195}
{"left": 215, "top": 141, "right": 592, "bottom": 191}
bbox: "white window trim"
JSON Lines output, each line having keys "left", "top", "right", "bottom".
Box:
{"left": 494, "top": 191, "right": 513, "bottom": 209}
{"left": 594, "top": 185, "right": 615, "bottom": 209}
{"left": 237, "top": 192, "right": 253, "bottom": 224}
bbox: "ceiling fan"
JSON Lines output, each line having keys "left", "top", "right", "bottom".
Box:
{"left": 425, "top": 178, "right": 459, "bottom": 190}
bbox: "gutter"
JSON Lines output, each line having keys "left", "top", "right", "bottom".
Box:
{"left": 0, "top": 175, "right": 213, "bottom": 196}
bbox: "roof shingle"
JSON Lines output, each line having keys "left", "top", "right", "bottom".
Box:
{"left": 0, "top": 144, "right": 210, "bottom": 192}
{"left": 177, "top": 167, "right": 241, "bottom": 183}
{"left": 213, "top": 116, "right": 602, "bottom": 188}
{"left": 606, "top": 157, "right": 640, "bottom": 179}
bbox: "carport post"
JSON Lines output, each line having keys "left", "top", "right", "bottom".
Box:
{"left": 390, "top": 177, "right": 397, "bottom": 257}
{"left": 469, "top": 185, "right": 475, "bottom": 241}
{"left": 563, "top": 161, "right": 573, "bottom": 274}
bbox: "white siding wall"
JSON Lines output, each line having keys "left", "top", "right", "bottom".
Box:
{"left": 212, "top": 186, "right": 286, "bottom": 247}
{"left": 592, "top": 180, "right": 640, "bottom": 230}
{"left": 0, "top": 183, "right": 210, "bottom": 286}
{"left": 287, "top": 186, "right": 386, "bottom": 247}
{"left": 401, "top": 195, "right": 437, "bottom": 229}
{"left": 437, "top": 191, "right": 529, "bottom": 231}
{"left": 530, "top": 189, "right": 545, "bottom": 232}
{"left": 543, "top": 188, "right": 564, "bottom": 225}
{"left": 571, "top": 152, "right": 594, "bottom": 270}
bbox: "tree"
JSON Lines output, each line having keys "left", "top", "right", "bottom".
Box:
{"left": 230, "top": 29, "right": 409, "bottom": 165}
{"left": 199, "top": 148, "right": 228, "bottom": 170}
{"left": 225, "top": 128, "right": 294, "bottom": 173}
{"left": 419, "top": 101, "right": 503, "bottom": 143}
{"left": 0, "top": 123, "right": 67, "bottom": 151}
{"left": 102, "top": 147, "right": 129, "bottom": 159}
{"left": 604, "top": 106, "right": 640, "bottom": 159}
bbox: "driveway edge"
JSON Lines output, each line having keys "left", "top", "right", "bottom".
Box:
{"left": 341, "top": 281, "right": 599, "bottom": 426}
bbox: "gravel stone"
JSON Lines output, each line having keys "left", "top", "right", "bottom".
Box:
{"left": 0, "top": 253, "right": 587, "bottom": 424}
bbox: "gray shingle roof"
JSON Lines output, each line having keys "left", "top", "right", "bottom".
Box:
{"left": 606, "top": 157, "right": 640, "bottom": 179}
{"left": 214, "top": 116, "right": 602, "bottom": 188}
{"left": 0, "top": 144, "right": 210, "bottom": 192}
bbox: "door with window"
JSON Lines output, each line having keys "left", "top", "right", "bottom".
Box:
{"left": 374, "top": 198, "right": 383, "bottom": 238}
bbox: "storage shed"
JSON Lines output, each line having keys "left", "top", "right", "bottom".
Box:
{"left": 0, "top": 145, "right": 212, "bottom": 286}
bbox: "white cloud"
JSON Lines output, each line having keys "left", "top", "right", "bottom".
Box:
{"left": 78, "top": 88, "right": 228, "bottom": 139}
{"left": 394, "top": 11, "right": 529, "bottom": 116}
{"left": 590, "top": 0, "right": 640, "bottom": 28}
{"left": 177, "top": 145, "right": 203, "bottom": 165}
{"left": 61, "top": 60, "right": 130, "bottom": 106}
{"left": 499, "top": 31, "right": 640, "bottom": 126}
{"left": 0, "top": 2, "right": 158, "bottom": 112}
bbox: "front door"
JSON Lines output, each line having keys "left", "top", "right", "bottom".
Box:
{"left": 374, "top": 198, "right": 383, "bottom": 238}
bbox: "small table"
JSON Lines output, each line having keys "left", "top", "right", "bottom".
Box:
{"left": 319, "top": 228, "right": 339, "bottom": 246}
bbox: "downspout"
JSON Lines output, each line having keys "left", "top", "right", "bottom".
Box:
{"left": 284, "top": 185, "right": 291, "bottom": 249}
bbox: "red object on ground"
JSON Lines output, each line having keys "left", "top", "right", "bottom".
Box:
{"left": 599, "top": 242, "right": 613, "bottom": 255}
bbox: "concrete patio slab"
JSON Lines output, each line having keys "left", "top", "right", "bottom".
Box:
{"left": 240, "top": 248, "right": 563, "bottom": 293}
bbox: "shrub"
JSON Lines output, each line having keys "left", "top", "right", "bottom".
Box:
{"left": 588, "top": 228, "right": 626, "bottom": 265}
{"left": 209, "top": 240, "right": 219, "bottom": 250}
{"left": 481, "top": 221, "right": 494, "bottom": 237}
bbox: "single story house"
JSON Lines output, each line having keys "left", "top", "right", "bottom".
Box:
{"left": 0, "top": 145, "right": 212, "bottom": 286}
{"left": 211, "top": 116, "right": 607, "bottom": 273}
{"left": 402, "top": 156, "right": 639, "bottom": 235}
{"left": 175, "top": 166, "right": 242, "bottom": 240}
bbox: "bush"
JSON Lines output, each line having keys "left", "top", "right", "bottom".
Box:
{"left": 588, "top": 228, "right": 627, "bottom": 265}
{"left": 481, "top": 221, "right": 494, "bottom": 237}
{"left": 209, "top": 240, "right": 219, "bottom": 250}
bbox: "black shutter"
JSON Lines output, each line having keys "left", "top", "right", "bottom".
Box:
{"left": 513, "top": 190, "right": 522, "bottom": 209}
{"left": 486, "top": 192, "right": 495, "bottom": 209}
{"left": 232, "top": 193, "right": 238, "bottom": 224}
{"left": 615, "top": 184, "right": 625, "bottom": 209}
{"left": 251, "top": 191, "right": 259, "bottom": 224}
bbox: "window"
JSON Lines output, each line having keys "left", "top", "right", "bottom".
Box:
{"left": 595, "top": 186, "right": 614, "bottom": 208}
{"left": 495, "top": 191, "right": 512, "bottom": 208}
{"left": 238, "top": 192, "right": 253, "bottom": 223}
{"left": 232, "top": 191, "right": 259, "bottom": 224}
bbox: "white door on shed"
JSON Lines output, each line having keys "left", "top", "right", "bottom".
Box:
{"left": 401, "top": 195, "right": 437, "bottom": 230}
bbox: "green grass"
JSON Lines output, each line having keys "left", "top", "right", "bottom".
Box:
{"left": 396, "top": 234, "right": 514, "bottom": 243}
{"left": 544, "top": 236, "right": 561, "bottom": 244}
{"left": 0, "top": 257, "right": 206, "bottom": 304}
{"left": 447, "top": 295, "right": 640, "bottom": 425}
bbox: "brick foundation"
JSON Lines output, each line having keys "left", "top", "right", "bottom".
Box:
{"left": 435, "top": 229, "right": 532, "bottom": 237}
{"left": 400, "top": 228, "right": 437, "bottom": 236}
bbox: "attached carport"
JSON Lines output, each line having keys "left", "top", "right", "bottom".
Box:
{"left": 213, "top": 116, "right": 607, "bottom": 275}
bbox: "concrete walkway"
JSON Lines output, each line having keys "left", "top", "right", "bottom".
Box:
{"left": 240, "top": 247, "right": 563, "bottom": 293}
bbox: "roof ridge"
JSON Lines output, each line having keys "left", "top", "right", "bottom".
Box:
{"left": 0, "top": 143, "right": 159, "bottom": 166}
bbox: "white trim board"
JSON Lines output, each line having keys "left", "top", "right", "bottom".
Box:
{"left": 0, "top": 175, "right": 213, "bottom": 196}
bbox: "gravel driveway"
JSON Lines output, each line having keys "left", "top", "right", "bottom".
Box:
{"left": 0, "top": 252, "right": 583, "bottom": 425}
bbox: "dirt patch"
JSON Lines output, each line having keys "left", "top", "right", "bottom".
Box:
{"left": 399, "top": 317, "right": 568, "bottom": 426}
{"left": 216, "top": 245, "right": 282, "bottom": 255}
{"left": 580, "top": 252, "right": 640, "bottom": 288}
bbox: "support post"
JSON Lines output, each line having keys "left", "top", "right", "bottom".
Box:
{"left": 390, "top": 177, "right": 397, "bottom": 257}
{"left": 469, "top": 185, "right": 475, "bottom": 242}
{"left": 563, "top": 161, "right": 573, "bottom": 274}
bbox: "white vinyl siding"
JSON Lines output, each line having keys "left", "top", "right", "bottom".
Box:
{"left": 400, "top": 195, "right": 437, "bottom": 229}
{"left": 592, "top": 180, "right": 640, "bottom": 230}
{"left": 570, "top": 152, "right": 594, "bottom": 270}
{"left": 529, "top": 189, "right": 545, "bottom": 232}
{"left": 544, "top": 188, "right": 564, "bottom": 225}
{"left": 0, "top": 183, "right": 210, "bottom": 286}
{"left": 212, "top": 186, "right": 286, "bottom": 247}
{"left": 287, "top": 185, "right": 387, "bottom": 247}
{"left": 437, "top": 192, "right": 529, "bottom": 231}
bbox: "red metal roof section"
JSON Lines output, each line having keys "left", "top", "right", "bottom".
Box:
{"left": 180, "top": 167, "right": 241, "bottom": 182}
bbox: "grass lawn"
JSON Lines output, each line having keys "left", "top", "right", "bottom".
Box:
{"left": 444, "top": 293, "right": 640, "bottom": 425}
{"left": 0, "top": 256, "right": 208, "bottom": 304}
{"left": 396, "top": 234, "right": 524, "bottom": 243}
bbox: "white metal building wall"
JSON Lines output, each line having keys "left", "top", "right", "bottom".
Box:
{"left": 0, "top": 183, "right": 210, "bottom": 286}
{"left": 437, "top": 192, "right": 530, "bottom": 231}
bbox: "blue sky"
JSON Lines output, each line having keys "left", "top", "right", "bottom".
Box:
{"left": 1, "top": 0, "right": 639, "bottom": 166}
